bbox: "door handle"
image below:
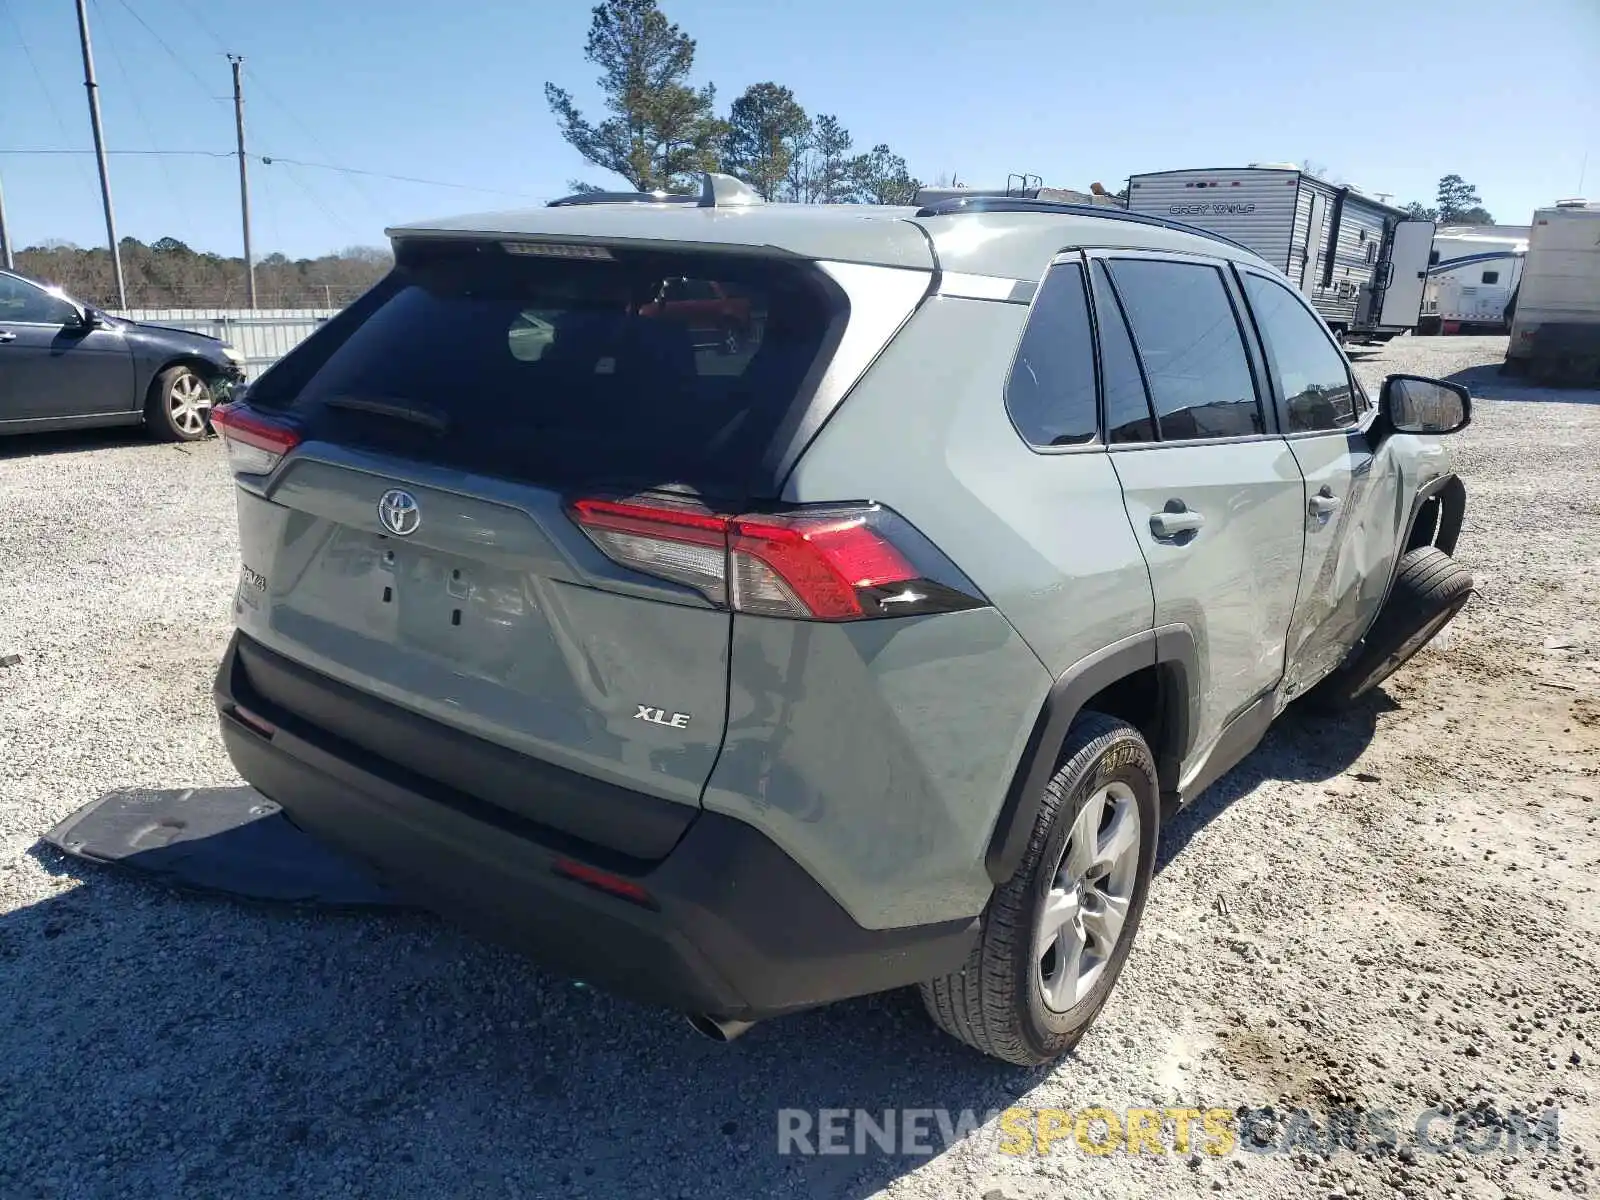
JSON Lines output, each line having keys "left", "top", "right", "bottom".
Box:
{"left": 1149, "top": 503, "right": 1205, "bottom": 541}
{"left": 0, "top": 331, "right": 17, "bottom": 343}
{"left": 1308, "top": 489, "right": 1343, "bottom": 517}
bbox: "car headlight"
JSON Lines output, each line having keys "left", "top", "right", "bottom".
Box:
{"left": 221, "top": 346, "right": 247, "bottom": 365}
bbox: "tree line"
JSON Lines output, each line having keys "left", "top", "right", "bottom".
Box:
{"left": 545, "top": 0, "right": 921, "bottom": 203}
{"left": 1402, "top": 174, "right": 1495, "bottom": 225}
{"left": 12, "top": 237, "right": 393, "bottom": 310}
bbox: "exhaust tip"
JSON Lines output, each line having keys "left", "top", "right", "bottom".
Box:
{"left": 686, "top": 1013, "right": 757, "bottom": 1043}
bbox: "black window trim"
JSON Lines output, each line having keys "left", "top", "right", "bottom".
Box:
{"left": 1084, "top": 257, "right": 1160, "bottom": 446}
{"left": 1084, "top": 248, "right": 1280, "bottom": 450}
{"left": 1232, "top": 262, "right": 1377, "bottom": 440}
{"left": 1000, "top": 251, "right": 1106, "bottom": 457}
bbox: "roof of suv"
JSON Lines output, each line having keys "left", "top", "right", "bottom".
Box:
{"left": 388, "top": 189, "right": 1273, "bottom": 282}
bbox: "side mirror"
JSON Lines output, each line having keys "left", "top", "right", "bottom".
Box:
{"left": 67, "top": 306, "right": 104, "bottom": 331}
{"left": 1380, "top": 374, "right": 1471, "bottom": 435}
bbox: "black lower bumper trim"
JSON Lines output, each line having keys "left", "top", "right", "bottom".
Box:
{"left": 215, "top": 632, "right": 977, "bottom": 1020}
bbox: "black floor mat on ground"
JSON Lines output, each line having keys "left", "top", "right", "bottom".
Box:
{"left": 43, "top": 786, "right": 413, "bottom": 909}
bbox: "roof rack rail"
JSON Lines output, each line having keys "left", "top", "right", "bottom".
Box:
{"left": 913, "top": 195, "right": 1257, "bottom": 256}
{"left": 548, "top": 189, "right": 697, "bottom": 207}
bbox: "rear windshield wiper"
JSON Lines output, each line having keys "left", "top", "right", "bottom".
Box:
{"left": 323, "top": 394, "right": 451, "bottom": 434}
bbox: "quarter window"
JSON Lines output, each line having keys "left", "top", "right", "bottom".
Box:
{"left": 1106, "top": 259, "right": 1263, "bottom": 440}
{"left": 1482, "top": 270, "right": 1499, "bottom": 285}
{"left": 1004, "top": 262, "right": 1098, "bottom": 447}
{"left": 1241, "top": 272, "right": 1358, "bottom": 433}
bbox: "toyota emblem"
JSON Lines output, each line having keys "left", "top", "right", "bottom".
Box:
{"left": 377, "top": 489, "right": 421, "bottom": 536}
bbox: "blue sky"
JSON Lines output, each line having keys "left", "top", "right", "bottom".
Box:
{"left": 2, "top": 0, "right": 1596, "bottom": 259}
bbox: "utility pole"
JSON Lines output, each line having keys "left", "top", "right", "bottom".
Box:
{"left": 229, "top": 55, "right": 257, "bottom": 309}
{"left": 74, "top": 0, "right": 126, "bottom": 308}
{"left": 0, "top": 168, "right": 14, "bottom": 270}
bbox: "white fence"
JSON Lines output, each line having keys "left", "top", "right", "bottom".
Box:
{"left": 109, "top": 307, "right": 338, "bottom": 379}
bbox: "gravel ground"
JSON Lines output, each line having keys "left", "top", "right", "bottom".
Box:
{"left": 1, "top": 335, "right": 1597, "bottom": 1200}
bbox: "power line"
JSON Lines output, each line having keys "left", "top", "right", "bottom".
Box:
{"left": 259, "top": 156, "right": 543, "bottom": 200}
{"left": 0, "top": 148, "right": 234, "bottom": 157}
{"left": 107, "top": 0, "right": 229, "bottom": 112}
{"left": 88, "top": 0, "right": 196, "bottom": 232}
{"left": 1, "top": 1, "right": 72, "bottom": 138}
{"left": 0, "top": 0, "right": 102, "bottom": 198}
{"left": 254, "top": 149, "right": 284, "bottom": 258}
{"left": 274, "top": 160, "right": 364, "bottom": 243}
{"left": 1, "top": 148, "right": 544, "bottom": 200}
{"left": 165, "top": 0, "right": 230, "bottom": 55}
{"left": 243, "top": 64, "right": 388, "bottom": 220}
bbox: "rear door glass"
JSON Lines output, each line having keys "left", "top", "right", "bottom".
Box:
{"left": 1107, "top": 259, "right": 1263, "bottom": 440}
{"left": 250, "top": 244, "right": 834, "bottom": 497}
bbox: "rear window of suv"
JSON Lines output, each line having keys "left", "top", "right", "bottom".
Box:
{"left": 246, "top": 241, "right": 839, "bottom": 497}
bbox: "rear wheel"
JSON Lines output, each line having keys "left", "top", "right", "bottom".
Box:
{"left": 1308, "top": 547, "right": 1473, "bottom": 710}
{"left": 145, "top": 365, "right": 213, "bottom": 442}
{"left": 920, "top": 714, "right": 1159, "bottom": 1065}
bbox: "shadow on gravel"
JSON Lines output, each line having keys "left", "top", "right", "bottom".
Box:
{"left": 10, "top": 829, "right": 1040, "bottom": 1200}
{"left": 1445, "top": 362, "right": 1600, "bottom": 404}
{"left": 1157, "top": 689, "right": 1394, "bottom": 871}
{"left": 4, "top": 690, "right": 1407, "bottom": 1200}
{"left": 0, "top": 426, "right": 162, "bottom": 459}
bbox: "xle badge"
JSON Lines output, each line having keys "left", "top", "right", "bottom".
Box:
{"left": 634, "top": 705, "right": 690, "bottom": 730}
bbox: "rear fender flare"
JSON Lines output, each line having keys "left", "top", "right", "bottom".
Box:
{"left": 984, "top": 624, "right": 1196, "bottom": 885}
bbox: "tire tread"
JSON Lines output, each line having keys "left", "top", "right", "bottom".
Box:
{"left": 920, "top": 714, "right": 1156, "bottom": 1065}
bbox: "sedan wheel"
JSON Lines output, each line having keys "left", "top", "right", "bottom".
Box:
{"left": 169, "top": 372, "right": 211, "bottom": 435}
{"left": 146, "top": 365, "right": 214, "bottom": 442}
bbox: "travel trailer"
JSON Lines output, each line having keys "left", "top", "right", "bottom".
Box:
{"left": 1126, "top": 165, "right": 1434, "bottom": 340}
{"left": 1419, "top": 227, "right": 1528, "bottom": 334}
{"left": 1507, "top": 200, "right": 1600, "bottom": 383}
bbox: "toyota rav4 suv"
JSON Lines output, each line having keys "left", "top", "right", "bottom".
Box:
{"left": 212, "top": 175, "right": 1473, "bottom": 1065}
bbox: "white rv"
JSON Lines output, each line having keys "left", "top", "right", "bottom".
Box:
{"left": 1418, "top": 226, "right": 1528, "bottom": 334}
{"left": 1507, "top": 200, "right": 1600, "bottom": 382}
{"left": 1126, "top": 165, "right": 1435, "bottom": 340}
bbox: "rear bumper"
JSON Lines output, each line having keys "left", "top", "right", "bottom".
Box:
{"left": 215, "top": 632, "right": 976, "bottom": 1020}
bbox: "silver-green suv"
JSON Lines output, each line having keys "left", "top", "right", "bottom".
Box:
{"left": 212, "top": 175, "right": 1473, "bottom": 1065}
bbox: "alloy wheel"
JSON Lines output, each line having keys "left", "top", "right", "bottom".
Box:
{"left": 1036, "top": 781, "right": 1142, "bottom": 1012}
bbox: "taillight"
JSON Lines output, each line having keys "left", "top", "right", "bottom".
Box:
{"left": 569, "top": 497, "right": 985, "bottom": 621}
{"left": 727, "top": 515, "right": 915, "bottom": 618}
{"left": 211, "top": 405, "right": 301, "bottom": 475}
{"left": 569, "top": 498, "right": 731, "bottom": 604}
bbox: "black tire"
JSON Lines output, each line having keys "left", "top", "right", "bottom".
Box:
{"left": 920, "top": 714, "right": 1159, "bottom": 1066}
{"left": 144, "top": 364, "right": 213, "bottom": 442}
{"left": 1308, "top": 547, "right": 1473, "bottom": 710}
